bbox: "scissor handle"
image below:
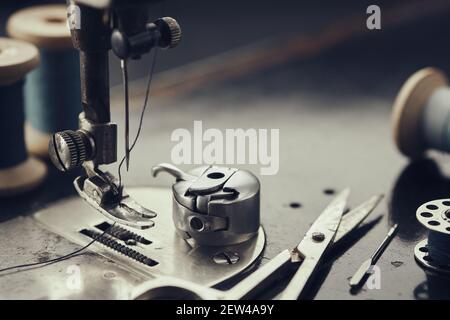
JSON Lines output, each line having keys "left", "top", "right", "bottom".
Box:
{"left": 131, "top": 250, "right": 294, "bottom": 300}
{"left": 131, "top": 276, "right": 225, "bottom": 300}
{"left": 225, "top": 249, "right": 293, "bottom": 300}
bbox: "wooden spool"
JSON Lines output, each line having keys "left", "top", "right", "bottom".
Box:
{"left": 6, "top": 5, "right": 72, "bottom": 50}
{"left": 391, "top": 68, "right": 448, "bottom": 158}
{"left": 0, "top": 38, "right": 47, "bottom": 197}
{"left": 7, "top": 4, "right": 77, "bottom": 159}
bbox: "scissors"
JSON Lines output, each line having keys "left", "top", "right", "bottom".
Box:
{"left": 131, "top": 189, "right": 383, "bottom": 300}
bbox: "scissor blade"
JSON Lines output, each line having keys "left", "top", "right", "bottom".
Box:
{"left": 279, "top": 188, "right": 349, "bottom": 300}
{"left": 334, "top": 194, "right": 384, "bottom": 244}
{"left": 302, "top": 188, "right": 350, "bottom": 244}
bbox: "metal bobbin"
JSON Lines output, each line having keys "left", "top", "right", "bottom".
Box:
{"left": 415, "top": 199, "right": 450, "bottom": 275}
{"left": 7, "top": 4, "right": 81, "bottom": 158}
{"left": 0, "top": 37, "right": 47, "bottom": 197}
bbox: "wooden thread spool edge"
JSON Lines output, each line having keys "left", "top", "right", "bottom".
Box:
{"left": 391, "top": 67, "right": 448, "bottom": 158}
{"left": 6, "top": 5, "right": 73, "bottom": 50}
{"left": 0, "top": 37, "right": 47, "bottom": 196}
{"left": 7, "top": 5, "right": 80, "bottom": 158}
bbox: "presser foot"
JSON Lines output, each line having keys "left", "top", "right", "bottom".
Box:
{"left": 73, "top": 171, "right": 156, "bottom": 230}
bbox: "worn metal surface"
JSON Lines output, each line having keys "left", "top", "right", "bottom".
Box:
{"left": 34, "top": 187, "right": 265, "bottom": 285}
{"left": 0, "top": 216, "right": 147, "bottom": 300}
{"left": 0, "top": 187, "right": 265, "bottom": 299}
{"left": 2, "top": 4, "right": 450, "bottom": 300}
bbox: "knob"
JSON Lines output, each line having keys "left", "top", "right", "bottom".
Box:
{"left": 49, "top": 130, "right": 91, "bottom": 172}
{"left": 154, "top": 17, "right": 182, "bottom": 49}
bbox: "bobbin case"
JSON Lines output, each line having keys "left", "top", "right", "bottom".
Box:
{"left": 152, "top": 164, "right": 260, "bottom": 246}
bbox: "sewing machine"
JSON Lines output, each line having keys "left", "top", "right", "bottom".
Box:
{"left": 48, "top": 0, "right": 181, "bottom": 228}
{"left": 4, "top": 0, "right": 266, "bottom": 297}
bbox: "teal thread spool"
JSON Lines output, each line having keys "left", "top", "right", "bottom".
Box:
{"left": 7, "top": 5, "right": 81, "bottom": 158}
{"left": 392, "top": 68, "right": 450, "bottom": 158}
{"left": 0, "top": 38, "right": 47, "bottom": 197}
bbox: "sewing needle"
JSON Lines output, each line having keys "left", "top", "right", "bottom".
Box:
{"left": 121, "top": 59, "right": 130, "bottom": 170}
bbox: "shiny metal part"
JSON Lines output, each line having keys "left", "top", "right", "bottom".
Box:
{"left": 349, "top": 224, "right": 398, "bottom": 288}
{"left": 152, "top": 163, "right": 260, "bottom": 246}
{"left": 415, "top": 239, "right": 450, "bottom": 275}
{"left": 74, "top": 167, "right": 156, "bottom": 229}
{"left": 335, "top": 194, "right": 384, "bottom": 243}
{"left": 414, "top": 199, "right": 450, "bottom": 275}
{"left": 279, "top": 188, "right": 349, "bottom": 300}
{"left": 132, "top": 189, "right": 383, "bottom": 300}
{"left": 34, "top": 187, "right": 266, "bottom": 289}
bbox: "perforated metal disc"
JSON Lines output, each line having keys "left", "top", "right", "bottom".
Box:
{"left": 416, "top": 199, "right": 450, "bottom": 235}
{"left": 414, "top": 239, "right": 450, "bottom": 275}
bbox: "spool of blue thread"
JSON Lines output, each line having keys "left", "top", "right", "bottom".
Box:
{"left": 0, "top": 38, "right": 47, "bottom": 197}
{"left": 7, "top": 5, "right": 81, "bottom": 158}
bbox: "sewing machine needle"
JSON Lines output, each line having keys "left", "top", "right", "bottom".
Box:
{"left": 121, "top": 59, "right": 130, "bottom": 170}
{"left": 349, "top": 224, "right": 399, "bottom": 288}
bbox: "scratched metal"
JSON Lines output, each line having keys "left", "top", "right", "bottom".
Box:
{"left": 2, "top": 4, "right": 450, "bottom": 299}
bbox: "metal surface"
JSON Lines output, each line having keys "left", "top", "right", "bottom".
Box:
{"left": 74, "top": 169, "right": 156, "bottom": 229}
{"left": 130, "top": 189, "right": 381, "bottom": 300}
{"left": 3, "top": 6, "right": 450, "bottom": 299}
{"left": 416, "top": 199, "right": 450, "bottom": 234}
{"left": 33, "top": 186, "right": 266, "bottom": 288}
{"left": 153, "top": 164, "right": 260, "bottom": 246}
{"left": 0, "top": 216, "right": 148, "bottom": 300}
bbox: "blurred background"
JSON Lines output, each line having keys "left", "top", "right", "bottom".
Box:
{"left": 4, "top": 0, "right": 450, "bottom": 86}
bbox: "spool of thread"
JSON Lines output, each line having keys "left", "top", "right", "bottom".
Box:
{"left": 415, "top": 199, "right": 450, "bottom": 272}
{"left": 7, "top": 5, "right": 81, "bottom": 158}
{"left": 391, "top": 67, "right": 450, "bottom": 158}
{"left": 0, "top": 37, "right": 47, "bottom": 197}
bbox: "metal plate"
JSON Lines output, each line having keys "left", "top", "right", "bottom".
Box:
{"left": 416, "top": 199, "right": 450, "bottom": 235}
{"left": 34, "top": 186, "right": 266, "bottom": 288}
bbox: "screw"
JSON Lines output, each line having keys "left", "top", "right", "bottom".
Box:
{"left": 213, "top": 252, "right": 240, "bottom": 265}
{"left": 312, "top": 232, "right": 325, "bottom": 242}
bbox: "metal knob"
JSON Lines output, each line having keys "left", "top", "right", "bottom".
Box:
{"left": 154, "top": 17, "right": 182, "bottom": 49}
{"left": 48, "top": 130, "right": 91, "bottom": 172}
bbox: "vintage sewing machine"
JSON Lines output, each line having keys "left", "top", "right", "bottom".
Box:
{"left": 16, "top": 0, "right": 268, "bottom": 297}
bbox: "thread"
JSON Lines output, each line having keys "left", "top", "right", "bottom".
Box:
{"left": 25, "top": 48, "right": 81, "bottom": 133}
{"left": 7, "top": 5, "right": 81, "bottom": 157}
{"left": 0, "top": 80, "right": 28, "bottom": 169}
{"left": 427, "top": 230, "right": 450, "bottom": 266}
{"left": 0, "top": 37, "right": 47, "bottom": 196}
